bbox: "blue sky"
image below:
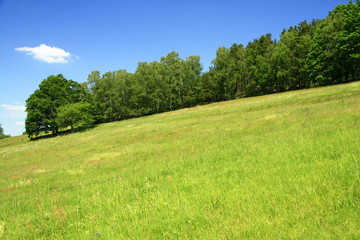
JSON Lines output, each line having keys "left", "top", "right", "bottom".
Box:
{"left": 0, "top": 0, "right": 349, "bottom": 136}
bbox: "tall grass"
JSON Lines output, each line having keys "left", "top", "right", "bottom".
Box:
{"left": 0, "top": 82, "right": 359, "bottom": 239}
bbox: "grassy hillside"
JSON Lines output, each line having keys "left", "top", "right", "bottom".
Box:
{"left": 1, "top": 82, "right": 359, "bottom": 239}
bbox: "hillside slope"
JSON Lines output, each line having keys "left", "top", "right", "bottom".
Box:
{"left": 0, "top": 82, "right": 359, "bottom": 239}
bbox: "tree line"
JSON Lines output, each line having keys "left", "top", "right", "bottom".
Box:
{"left": 25, "top": 1, "right": 359, "bottom": 138}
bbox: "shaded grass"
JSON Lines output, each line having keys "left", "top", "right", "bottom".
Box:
{"left": 0, "top": 82, "right": 359, "bottom": 239}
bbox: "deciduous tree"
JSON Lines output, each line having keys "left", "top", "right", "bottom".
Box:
{"left": 25, "top": 74, "right": 89, "bottom": 137}
{"left": 0, "top": 123, "right": 10, "bottom": 139}
{"left": 56, "top": 102, "right": 96, "bottom": 130}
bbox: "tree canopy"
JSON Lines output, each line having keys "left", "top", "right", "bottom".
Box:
{"left": 307, "top": 2, "right": 360, "bottom": 85}
{"left": 56, "top": 102, "right": 96, "bottom": 131}
{"left": 25, "top": 74, "right": 92, "bottom": 138}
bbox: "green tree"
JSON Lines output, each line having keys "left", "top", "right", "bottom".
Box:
{"left": 94, "top": 70, "right": 135, "bottom": 122}
{"left": 133, "top": 52, "right": 202, "bottom": 114}
{"left": 228, "top": 43, "right": 246, "bottom": 98}
{"left": 197, "top": 71, "right": 217, "bottom": 103}
{"left": 307, "top": 2, "right": 360, "bottom": 85}
{"left": 271, "top": 34, "right": 291, "bottom": 92}
{"left": 183, "top": 55, "right": 202, "bottom": 107}
{"left": 135, "top": 61, "right": 167, "bottom": 114}
{"left": 25, "top": 74, "right": 89, "bottom": 138}
{"left": 83, "top": 70, "right": 101, "bottom": 93}
{"left": 206, "top": 44, "right": 246, "bottom": 101}
{"left": 272, "top": 20, "right": 318, "bottom": 91}
{"left": 211, "top": 46, "right": 231, "bottom": 101}
{"left": 56, "top": 102, "right": 95, "bottom": 131}
{"left": 160, "top": 52, "right": 185, "bottom": 110}
{"left": 245, "top": 34, "right": 275, "bottom": 96}
{"left": 0, "top": 123, "right": 10, "bottom": 139}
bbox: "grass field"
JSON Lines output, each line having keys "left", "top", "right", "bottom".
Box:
{"left": 0, "top": 82, "right": 359, "bottom": 239}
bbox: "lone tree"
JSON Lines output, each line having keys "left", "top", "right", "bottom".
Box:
{"left": 0, "top": 123, "right": 10, "bottom": 139}
{"left": 25, "top": 74, "right": 90, "bottom": 138}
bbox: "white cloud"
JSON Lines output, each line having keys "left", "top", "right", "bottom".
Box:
{"left": 1, "top": 104, "right": 26, "bottom": 111}
{"left": 15, "top": 44, "right": 73, "bottom": 63}
{"left": 15, "top": 122, "right": 25, "bottom": 126}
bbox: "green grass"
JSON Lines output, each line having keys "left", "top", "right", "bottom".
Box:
{"left": 1, "top": 82, "right": 359, "bottom": 239}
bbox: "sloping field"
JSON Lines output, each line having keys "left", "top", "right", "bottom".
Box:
{"left": 0, "top": 82, "right": 359, "bottom": 239}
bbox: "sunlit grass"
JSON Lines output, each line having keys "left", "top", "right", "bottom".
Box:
{"left": 0, "top": 82, "right": 359, "bottom": 239}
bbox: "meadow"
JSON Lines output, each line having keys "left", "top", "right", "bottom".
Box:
{"left": 0, "top": 82, "right": 359, "bottom": 239}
